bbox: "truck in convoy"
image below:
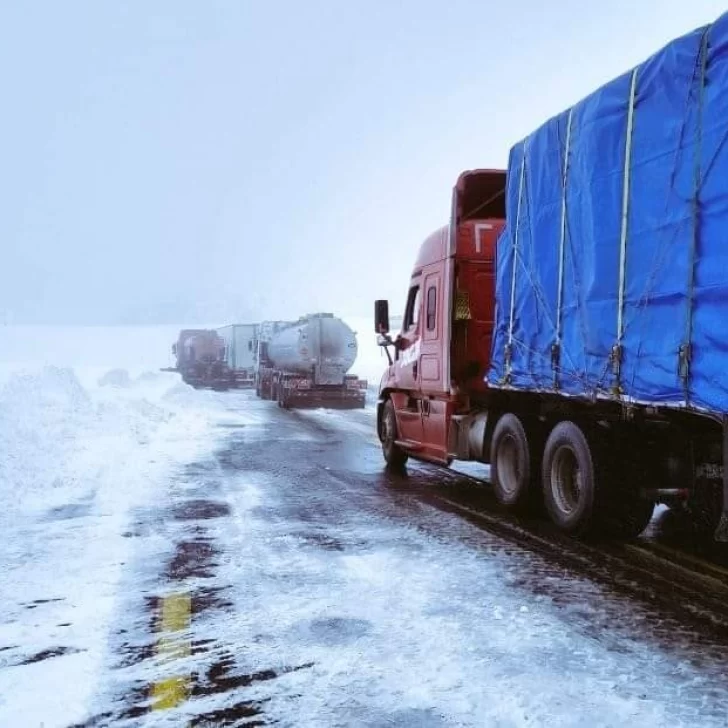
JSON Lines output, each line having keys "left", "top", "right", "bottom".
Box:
{"left": 164, "top": 329, "right": 231, "bottom": 389}
{"left": 374, "top": 13, "right": 728, "bottom": 542}
{"left": 217, "top": 324, "right": 257, "bottom": 388}
{"left": 255, "top": 313, "right": 367, "bottom": 409}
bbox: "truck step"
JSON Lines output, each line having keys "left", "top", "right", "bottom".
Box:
{"left": 395, "top": 439, "right": 425, "bottom": 452}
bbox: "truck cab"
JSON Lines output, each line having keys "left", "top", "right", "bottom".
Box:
{"left": 375, "top": 169, "right": 506, "bottom": 466}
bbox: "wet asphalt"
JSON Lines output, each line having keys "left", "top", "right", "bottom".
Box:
{"left": 74, "top": 391, "right": 728, "bottom": 727}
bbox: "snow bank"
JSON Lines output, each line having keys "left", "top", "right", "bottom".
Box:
{"left": 0, "top": 323, "right": 215, "bottom": 389}
{"left": 0, "top": 367, "right": 96, "bottom": 517}
{"left": 0, "top": 366, "right": 183, "bottom": 518}
{"left": 0, "top": 361, "right": 227, "bottom": 727}
{"left": 97, "top": 367, "right": 133, "bottom": 387}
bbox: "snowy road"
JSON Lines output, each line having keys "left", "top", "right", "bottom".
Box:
{"left": 3, "top": 383, "right": 728, "bottom": 727}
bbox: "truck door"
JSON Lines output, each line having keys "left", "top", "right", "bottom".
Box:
{"left": 420, "top": 269, "right": 449, "bottom": 460}
{"left": 419, "top": 271, "right": 442, "bottom": 393}
{"left": 393, "top": 283, "right": 424, "bottom": 444}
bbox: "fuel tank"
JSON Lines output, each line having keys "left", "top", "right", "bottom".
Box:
{"left": 266, "top": 313, "right": 358, "bottom": 385}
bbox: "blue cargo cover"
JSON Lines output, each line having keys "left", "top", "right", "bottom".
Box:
{"left": 489, "top": 13, "right": 728, "bottom": 415}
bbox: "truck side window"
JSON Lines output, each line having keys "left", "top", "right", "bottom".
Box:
{"left": 403, "top": 285, "right": 421, "bottom": 330}
{"left": 426, "top": 286, "right": 436, "bottom": 331}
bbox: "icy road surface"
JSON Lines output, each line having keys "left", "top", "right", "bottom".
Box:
{"left": 1, "top": 374, "right": 728, "bottom": 726}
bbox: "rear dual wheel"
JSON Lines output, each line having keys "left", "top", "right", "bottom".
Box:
{"left": 490, "top": 414, "right": 536, "bottom": 510}
{"left": 541, "top": 421, "right": 655, "bottom": 539}
{"left": 542, "top": 422, "right": 596, "bottom": 535}
{"left": 491, "top": 413, "right": 654, "bottom": 539}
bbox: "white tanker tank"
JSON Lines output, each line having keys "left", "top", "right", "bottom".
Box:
{"left": 267, "top": 313, "right": 358, "bottom": 385}
{"left": 255, "top": 313, "right": 367, "bottom": 408}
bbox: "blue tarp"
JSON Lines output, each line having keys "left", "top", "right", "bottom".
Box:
{"left": 489, "top": 12, "right": 728, "bottom": 415}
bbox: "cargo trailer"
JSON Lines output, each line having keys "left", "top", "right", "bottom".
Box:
{"left": 217, "top": 323, "right": 257, "bottom": 388}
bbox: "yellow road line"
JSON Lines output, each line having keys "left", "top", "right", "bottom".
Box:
{"left": 159, "top": 593, "right": 191, "bottom": 633}
{"left": 151, "top": 676, "right": 189, "bottom": 710}
{"left": 151, "top": 592, "right": 192, "bottom": 712}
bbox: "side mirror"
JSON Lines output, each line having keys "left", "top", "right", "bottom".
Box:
{"left": 375, "top": 299, "right": 390, "bottom": 334}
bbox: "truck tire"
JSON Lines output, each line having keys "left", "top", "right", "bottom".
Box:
{"left": 543, "top": 421, "right": 656, "bottom": 539}
{"left": 542, "top": 421, "right": 598, "bottom": 536}
{"left": 490, "top": 413, "right": 533, "bottom": 509}
{"left": 380, "top": 399, "right": 408, "bottom": 469}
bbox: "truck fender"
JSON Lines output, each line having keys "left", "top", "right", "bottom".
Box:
{"left": 468, "top": 412, "right": 490, "bottom": 461}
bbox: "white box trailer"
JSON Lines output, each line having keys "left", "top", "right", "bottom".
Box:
{"left": 217, "top": 323, "right": 258, "bottom": 388}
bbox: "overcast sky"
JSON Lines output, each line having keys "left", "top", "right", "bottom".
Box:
{"left": 1, "top": 1, "right": 725, "bottom": 325}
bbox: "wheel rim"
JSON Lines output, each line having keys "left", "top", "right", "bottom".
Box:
{"left": 496, "top": 433, "right": 520, "bottom": 496}
{"left": 551, "top": 445, "right": 582, "bottom": 515}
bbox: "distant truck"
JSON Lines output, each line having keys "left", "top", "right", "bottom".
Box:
{"left": 254, "top": 313, "right": 367, "bottom": 409}
{"left": 374, "top": 14, "right": 728, "bottom": 542}
{"left": 164, "top": 329, "right": 231, "bottom": 389}
{"left": 217, "top": 324, "right": 257, "bottom": 388}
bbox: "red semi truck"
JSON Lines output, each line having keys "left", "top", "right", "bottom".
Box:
{"left": 374, "top": 16, "right": 728, "bottom": 543}
{"left": 374, "top": 169, "right": 725, "bottom": 542}
{"left": 165, "top": 329, "right": 231, "bottom": 389}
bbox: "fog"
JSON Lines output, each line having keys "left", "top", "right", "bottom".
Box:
{"left": 1, "top": 0, "right": 725, "bottom": 326}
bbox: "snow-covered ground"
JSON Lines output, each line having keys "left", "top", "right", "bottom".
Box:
{"left": 3, "top": 323, "right": 724, "bottom": 727}
{"left": 0, "top": 326, "right": 232, "bottom": 726}
{"left": 98, "top": 395, "right": 727, "bottom": 728}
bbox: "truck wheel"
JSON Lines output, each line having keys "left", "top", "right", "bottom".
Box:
{"left": 490, "top": 413, "right": 533, "bottom": 510}
{"left": 381, "top": 399, "right": 408, "bottom": 469}
{"left": 542, "top": 421, "right": 598, "bottom": 536}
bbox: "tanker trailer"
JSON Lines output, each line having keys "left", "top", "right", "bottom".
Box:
{"left": 166, "top": 329, "right": 232, "bottom": 389}
{"left": 254, "top": 313, "right": 367, "bottom": 408}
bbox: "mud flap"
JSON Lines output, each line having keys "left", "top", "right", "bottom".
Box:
{"left": 714, "top": 417, "right": 728, "bottom": 542}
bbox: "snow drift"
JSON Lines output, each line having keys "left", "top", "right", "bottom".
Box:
{"left": 0, "top": 364, "right": 226, "bottom": 727}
